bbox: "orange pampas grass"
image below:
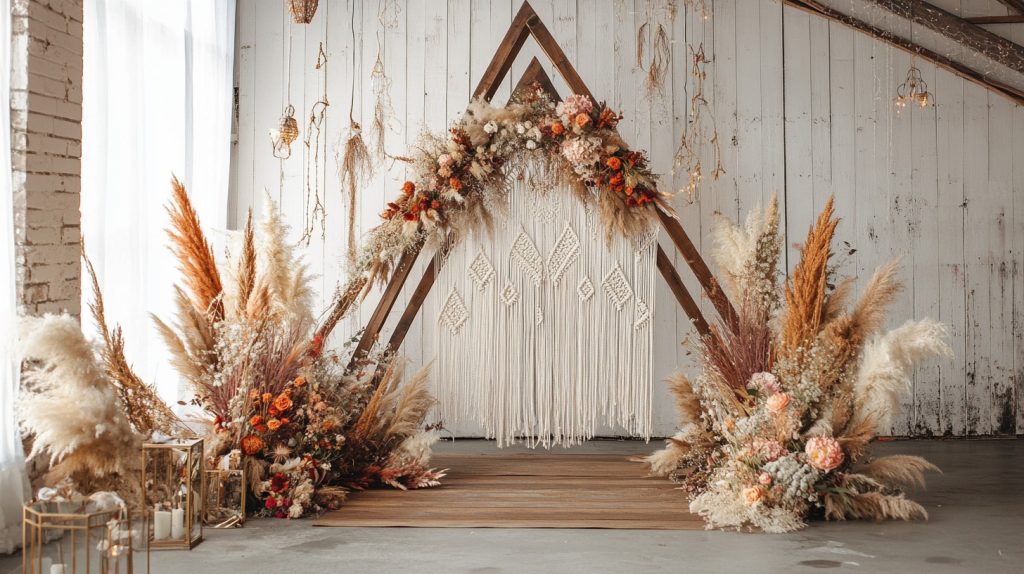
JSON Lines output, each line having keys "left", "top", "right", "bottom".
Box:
{"left": 166, "top": 176, "right": 224, "bottom": 319}
{"left": 781, "top": 196, "right": 838, "bottom": 355}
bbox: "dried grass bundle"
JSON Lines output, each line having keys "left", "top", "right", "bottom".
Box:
{"left": 235, "top": 210, "right": 257, "bottom": 317}
{"left": 711, "top": 195, "right": 781, "bottom": 312}
{"left": 83, "top": 251, "right": 182, "bottom": 436}
{"left": 856, "top": 455, "right": 939, "bottom": 490}
{"left": 852, "top": 319, "right": 952, "bottom": 432}
{"left": 645, "top": 24, "right": 670, "bottom": 95}
{"left": 260, "top": 192, "right": 314, "bottom": 324}
{"left": 666, "top": 373, "right": 702, "bottom": 426}
{"left": 636, "top": 431, "right": 692, "bottom": 477}
{"left": 152, "top": 286, "right": 218, "bottom": 385}
{"left": 781, "top": 196, "right": 837, "bottom": 354}
{"left": 18, "top": 315, "right": 140, "bottom": 486}
{"left": 341, "top": 120, "right": 374, "bottom": 268}
{"left": 825, "top": 488, "right": 929, "bottom": 522}
{"left": 166, "top": 177, "right": 224, "bottom": 320}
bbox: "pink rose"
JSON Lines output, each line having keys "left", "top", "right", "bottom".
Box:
{"left": 758, "top": 472, "right": 773, "bottom": 485}
{"left": 749, "top": 371, "right": 782, "bottom": 394}
{"left": 805, "top": 436, "right": 845, "bottom": 472}
{"left": 752, "top": 438, "right": 786, "bottom": 462}
{"left": 766, "top": 392, "right": 791, "bottom": 415}
{"left": 437, "top": 153, "right": 454, "bottom": 167}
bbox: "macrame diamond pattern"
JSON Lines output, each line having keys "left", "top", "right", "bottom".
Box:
{"left": 439, "top": 289, "right": 469, "bottom": 334}
{"left": 468, "top": 250, "right": 495, "bottom": 291}
{"left": 577, "top": 276, "right": 595, "bottom": 302}
{"left": 500, "top": 282, "right": 519, "bottom": 307}
{"left": 602, "top": 264, "right": 634, "bottom": 311}
{"left": 535, "top": 306, "right": 544, "bottom": 326}
{"left": 634, "top": 299, "right": 651, "bottom": 330}
{"left": 510, "top": 230, "right": 544, "bottom": 286}
{"left": 547, "top": 223, "right": 581, "bottom": 286}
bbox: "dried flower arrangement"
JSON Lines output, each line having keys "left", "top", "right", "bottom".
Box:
{"left": 639, "top": 197, "right": 951, "bottom": 532}
{"left": 339, "top": 86, "right": 670, "bottom": 301}
{"left": 151, "top": 178, "right": 442, "bottom": 518}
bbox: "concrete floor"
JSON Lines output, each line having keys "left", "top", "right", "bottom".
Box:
{"left": 2, "top": 439, "right": 1021, "bottom": 574}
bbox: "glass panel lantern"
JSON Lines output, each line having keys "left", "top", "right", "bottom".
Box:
{"left": 141, "top": 438, "right": 204, "bottom": 550}
{"left": 202, "top": 465, "right": 246, "bottom": 528}
{"left": 22, "top": 500, "right": 140, "bottom": 573}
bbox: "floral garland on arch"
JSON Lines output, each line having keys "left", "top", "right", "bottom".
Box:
{"left": 640, "top": 196, "right": 952, "bottom": 533}
{"left": 351, "top": 86, "right": 672, "bottom": 290}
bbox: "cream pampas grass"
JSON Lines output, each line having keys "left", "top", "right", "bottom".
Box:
{"left": 637, "top": 431, "right": 691, "bottom": 477}
{"left": 260, "top": 192, "right": 314, "bottom": 324}
{"left": 711, "top": 196, "right": 780, "bottom": 305}
{"left": 853, "top": 319, "right": 952, "bottom": 432}
{"left": 856, "top": 455, "right": 940, "bottom": 490}
{"left": 18, "top": 315, "right": 140, "bottom": 485}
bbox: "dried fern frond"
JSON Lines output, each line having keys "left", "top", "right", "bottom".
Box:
{"left": 856, "top": 455, "right": 940, "bottom": 490}
{"left": 84, "top": 250, "right": 182, "bottom": 436}
{"left": 166, "top": 176, "right": 224, "bottom": 320}
{"left": 666, "top": 373, "right": 702, "bottom": 426}
{"left": 781, "top": 196, "right": 838, "bottom": 354}
{"left": 235, "top": 210, "right": 257, "bottom": 317}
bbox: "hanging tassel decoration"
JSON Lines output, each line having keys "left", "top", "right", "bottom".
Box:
{"left": 340, "top": 119, "right": 373, "bottom": 267}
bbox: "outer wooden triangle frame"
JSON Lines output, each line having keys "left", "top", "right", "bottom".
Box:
{"left": 347, "top": 1, "right": 736, "bottom": 378}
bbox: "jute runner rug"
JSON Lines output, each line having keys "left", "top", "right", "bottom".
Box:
{"left": 314, "top": 449, "right": 702, "bottom": 529}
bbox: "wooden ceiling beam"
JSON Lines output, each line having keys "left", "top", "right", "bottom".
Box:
{"left": 785, "top": 0, "right": 1024, "bottom": 105}
{"left": 869, "top": 0, "right": 1024, "bottom": 74}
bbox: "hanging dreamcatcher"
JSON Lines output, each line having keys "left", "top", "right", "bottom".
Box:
{"left": 674, "top": 43, "right": 724, "bottom": 203}
{"left": 301, "top": 26, "right": 330, "bottom": 243}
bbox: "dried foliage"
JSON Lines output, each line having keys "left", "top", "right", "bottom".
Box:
{"left": 235, "top": 210, "right": 257, "bottom": 317}
{"left": 166, "top": 176, "right": 224, "bottom": 320}
{"left": 83, "top": 250, "right": 183, "bottom": 436}
{"left": 340, "top": 120, "right": 374, "bottom": 268}
{"left": 17, "top": 315, "right": 141, "bottom": 488}
{"left": 643, "top": 196, "right": 949, "bottom": 532}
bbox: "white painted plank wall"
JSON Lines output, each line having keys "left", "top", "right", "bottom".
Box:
{"left": 231, "top": 0, "right": 1023, "bottom": 437}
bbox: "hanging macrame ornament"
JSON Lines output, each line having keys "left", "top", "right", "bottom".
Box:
{"left": 340, "top": 120, "right": 373, "bottom": 266}
{"left": 270, "top": 104, "right": 299, "bottom": 159}
{"left": 287, "top": 0, "right": 318, "bottom": 24}
{"left": 370, "top": 49, "right": 395, "bottom": 159}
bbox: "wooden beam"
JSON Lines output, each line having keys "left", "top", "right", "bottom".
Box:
{"left": 993, "top": 0, "right": 1024, "bottom": 15}
{"left": 655, "top": 246, "right": 710, "bottom": 337}
{"left": 514, "top": 57, "right": 560, "bottom": 100}
{"left": 785, "top": 0, "right": 1024, "bottom": 105}
{"left": 655, "top": 207, "right": 738, "bottom": 329}
{"left": 523, "top": 10, "right": 594, "bottom": 100}
{"left": 868, "top": 0, "right": 1024, "bottom": 73}
{"left": 472, "top": 2, "right": 535, "bottom": 101}
{"left": 966, "top": 15, "right": 1024, "bottom": 25}
{"left": 346, "top": 245, "right": 422, "bottom": 372}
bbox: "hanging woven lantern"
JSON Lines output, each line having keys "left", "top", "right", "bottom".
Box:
{"left": 271, "top": 104, "right": 299, "bottom": 159}
{"left": 287, "top": 0, "right": 318, "bottom": 24}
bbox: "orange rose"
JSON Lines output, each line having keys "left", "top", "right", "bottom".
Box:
{"left": 266, "top": 418, "right": 282, "bottom": 431}
{"left": 293, "top": 376, "right": 306, "bottom": 387}
{"left": 261, "top": 392, "right": 273, "bottom": 403}
{"left": 742, "top": 486, "right": 765, "bottom": 506}
{"left": 273, "top": 394, "right": 293, "bottom": 412}
{"left": 321, "top": 419, "right": 336, "bottom": 432}
{"left": 550, "top": 122, "right": 565, "bottom": 136}
{"left": 240, "top": 434, "right": 265, "bottom": 456}
{"left": 574, "top": 113, "right": 591, "bottom": 128}
{"left": 249, "top": 415, "right": 264, "bottom": 427}
{"left": 606, "top": 157, "right": 622, "bottom": 170}
{"left": 767, "top": 392, "right": 791, "bottom": 415}
{"left": 401, "top": 181, "right": 416, "bottom": 195}
{"left": 449, "top": 177, "right": 463, "bottom": 191}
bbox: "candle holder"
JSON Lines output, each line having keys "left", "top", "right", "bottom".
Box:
{"left": 22, "top": 499, "right": 142, "bottom": 573}
{"left": 141, "top": 439, "right": 204, "bottom": 550}
{"left": 202, "top": 458, "right": 247, "bottom": 528}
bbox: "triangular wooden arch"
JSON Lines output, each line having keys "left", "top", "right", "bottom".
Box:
{"left": 346, "top": 1, "right": 736, "bottom": 378}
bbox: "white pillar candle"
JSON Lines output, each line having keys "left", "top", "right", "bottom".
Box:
{"left": 40, "top": 557, "right": 52, "bottom": 573}
{"left": 153, "top": 509, "right": 171, "bottom": 540}
{"left": 50, "top": 564, "right": 65, "bottom": 574}
{"left": 171, "top": 508, "right": 185, "bottom": 539}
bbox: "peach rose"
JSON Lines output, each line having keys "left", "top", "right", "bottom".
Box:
{"left": 575, "top": 113, "right": 591, "bottom": 128}
{"left": 550, "top": 122, "right": 565, "bottom": 136}
{"left": 266, "top": 418, "right": 282, "bottom": 431}
{"left": 758, "top": 472, "right": 773, "bottom": 485}
{"left": 273, "top": 394, "right": 293, "bottom": 413}
{"left": 249, "top": 415, "right": 264, "bottom": 427}
{"left": 741, "top": 486, "right": 765, "bottom": 506}
{"left": 766, "top": 392, "right": 791, "bottom": 415}
{"left": 293, "top": 376, "right": 306, "bottom": 387}
{"left": 805, "top": 436, "right": 845, "bottom": 472}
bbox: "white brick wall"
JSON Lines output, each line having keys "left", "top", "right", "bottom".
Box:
{"left": 10, "top": 0, "right": 83, "bottom": 316}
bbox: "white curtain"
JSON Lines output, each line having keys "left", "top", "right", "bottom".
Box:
{"left": 0, "top": 0, "right": 30, "bottom": 553}
{"left": 82, "top": 0, "right": 235, "bottom": 402}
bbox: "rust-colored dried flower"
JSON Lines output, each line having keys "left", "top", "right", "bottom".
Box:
{"left": 241, "top": 434, "right": 265, "bottom": 456}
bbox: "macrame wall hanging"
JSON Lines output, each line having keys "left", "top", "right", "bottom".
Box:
{"left": 428, "top": 161, "right": 657, "bottom": 448}
{"left": 287, "top": 0, "right": 318, "bottom": 24}
{"left": 301, "top": 20, "right": 330, "bottom": 243}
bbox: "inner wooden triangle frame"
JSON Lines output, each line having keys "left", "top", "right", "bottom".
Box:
{"left": 347, "top": 1, "right": 736, "bottom": 378}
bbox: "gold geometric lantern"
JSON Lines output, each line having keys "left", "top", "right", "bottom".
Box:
{"left": 287, "top": 0, "right": 319, "bottom": 24}
{"left": 22, "top": 499, "right": 141, "bottom": 574}
{"left": 202, "top": 451, "right": 247, "bottom": 528}
{"left": 141, "top": 438, "right": 204, "bottom": 550}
